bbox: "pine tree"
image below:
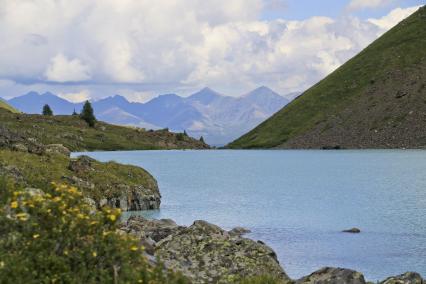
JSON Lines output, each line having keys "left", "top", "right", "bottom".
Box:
{"left": 42, "top": 104, "right": 53, "bottom": 116}
{"left": 199, "top": 136, "right": 205, "bottom": 143}
{"left": 80, "top": 101, "right": 96, "bottom": 127}
{"left": 72, "top": 108, "right": 78, "bottom": 116}
{"left": 183, "top": 130, "right": 188, "bottom": 137}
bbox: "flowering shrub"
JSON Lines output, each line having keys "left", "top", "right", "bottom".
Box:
{"left": 0, "top": 179, "right": 187, "bottom": 283}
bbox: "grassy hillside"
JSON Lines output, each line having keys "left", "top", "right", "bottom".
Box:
{"left": 228, "top": 6, "right": 426, "bottom": 149}
{"left": 0, "top": 108, "right": 209, "bottom": 151}
{"left": 0, "top": 99, "right": 19, "bottom": 113}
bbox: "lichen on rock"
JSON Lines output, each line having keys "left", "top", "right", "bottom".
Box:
{"left": 122, "top": 217, "right": 290, "bottom": 283}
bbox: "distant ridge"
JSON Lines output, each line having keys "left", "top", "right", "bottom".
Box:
{"left": 6, "top": 86, "right": 290, "bottom": 145}
{"left": 228, "top": 6, "right": 426, "bottom": 149}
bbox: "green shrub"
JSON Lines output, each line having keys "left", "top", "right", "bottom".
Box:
{"left": 0, "top": 180, "right": 187, "bottom": 283}
{"left": 176, "top": 133, "right": 185, "bottom": 141}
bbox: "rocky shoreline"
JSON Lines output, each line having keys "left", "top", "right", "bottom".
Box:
{"left": 120, "top": 216, "right": 425, "bottom": 284}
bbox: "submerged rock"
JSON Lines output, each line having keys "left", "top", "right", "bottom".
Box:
{"left": 296, "top": 267, "right": 366, "bottom": 284}
{"left": 342, "top": 228, "right": 361, "bottom": 233}
{"left": 380, "top": 272, "right": 424, "bottom": 284}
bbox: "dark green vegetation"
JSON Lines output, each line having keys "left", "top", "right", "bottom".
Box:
{"left": 0, "top": 108, "right": 209, "bottom": 151}
{"left": 228, "top": 6, "right": 426, "bottom": 149}
{"left": 0, "top": 180, "right": 188, "bottom": 283}
{"left": 80, "top": 100, "right": 96, "bottom": 127}
{"left": 42, "top": 104, "right": 53, "bottom": 116}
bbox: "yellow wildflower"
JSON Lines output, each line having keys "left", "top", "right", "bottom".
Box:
{"left": 68, "top": 187, "right": 78, "bottom": 194}
{"left": 77, "top": 213, "right": 85, "bottom": 219}
{"left": 16, "top": 213, "right": 29, "bottom": 221}
{"left": 33, "top": 234, "right": 40, "bottom": 239}
{"left": 0, "top": 261, "right": 4, "bottom": 268}
{"left": 92, "top": 251, "right": 97, "bottom": 257}
{"left": 64, "top": 250, "right": 69, "bottom": 256}
{"left": 130, "top": 245, "right": 138, "bottom": 251}
{"left": 108, "top": 214, "right": 116, "bottom": 222}
{"left": 10, "top": 201, "right": 18, "bottom": 209}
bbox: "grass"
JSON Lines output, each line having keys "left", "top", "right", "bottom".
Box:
{"left": 227, "top": 6, "right": 426, "bottom": 149}
{"left": 0, "top": 108, "right": 208, "bottom": 151}
{"left": 0, "top": 100, "right": 19, "bottom": 113}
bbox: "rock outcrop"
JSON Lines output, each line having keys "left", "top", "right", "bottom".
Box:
{"left": 380, "top": 272, "right": 424, "bottom": 284}
{"left": 122, "top": 216, "right": 290, "bottom": 284}
{"left": 68, "top": 156, "right": 161, "bottom": 211}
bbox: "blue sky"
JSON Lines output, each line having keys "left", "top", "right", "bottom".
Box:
{"left": 0, "top": 0, "right": 423, "bottom": 102}
{"left": 262, "top": 0, "right": 425, "bottom": 20}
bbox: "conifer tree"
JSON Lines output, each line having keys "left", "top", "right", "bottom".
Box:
{"left": 80, "top": 101, "right": 96, "bottom": 127}
{"left": 42, "top": 104, "right": 53, "bottom": 116}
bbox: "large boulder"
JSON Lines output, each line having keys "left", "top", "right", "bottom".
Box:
{"left": 380, "top": 272, "right": 424, "bottom": 284}
{"left": 154, "top": 220, "right": 290, "bottom": 284}
{"left": 296, "top": 267, "right": 366, "bottom": 284}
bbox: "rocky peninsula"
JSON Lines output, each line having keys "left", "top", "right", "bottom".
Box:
{"left": 0, "top": 106, "right": 424, "bottom": 283}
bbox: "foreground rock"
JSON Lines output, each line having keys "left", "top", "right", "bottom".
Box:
{"left": 122, "top": 216, "right": 290, "bottom": 283}
{"left": 296, "top": 267, "right": 366, "bottom": 284}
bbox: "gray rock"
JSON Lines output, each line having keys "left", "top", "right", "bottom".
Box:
{"left": 45, "top": 144, "right": 71, "bottom": 156}
{"left": 380, "top": 272, "right": 424, "bottom": 284}
{"left": 229, "top": 226, "right": 251, "bottom": 236}
{"left": 69, "top": 156, "right": 95, "bottom": 174}
{"left": 296, "top": 267, "right": 366, "bottom": 284}
{"left": 122, "top": 216, "right": 181, "bottom": 242}
{"left": 12, "top": 143, "right": 28, "bottom": 152}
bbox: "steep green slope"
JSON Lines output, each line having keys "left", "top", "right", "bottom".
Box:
{"left": 0, "top": 99, "right": 19, "bottom": 113}
{"left": 0, "top": 108, "right": 209, "bottom": 151}
{"left": 228, "top": 6, "right": 426, "bottom": 149}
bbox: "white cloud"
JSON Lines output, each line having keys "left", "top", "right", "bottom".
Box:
{"left": 45, "top": 54, "right": 91, "bottom": 82}
{"left": 348, "top": 0, "right": 390, "bottom": 11}
{"left": 368, "top": 6, "right": 421, "bottom": 30}
{"left": 0, "top": 1, "right": 420, "bottom": 97}
{"left": 57, "top": 90, "right": 91, "bottom": 103}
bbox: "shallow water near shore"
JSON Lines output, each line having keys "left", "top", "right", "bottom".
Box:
{"left": 72, "top": 150, "right": 426, "bottom": 281}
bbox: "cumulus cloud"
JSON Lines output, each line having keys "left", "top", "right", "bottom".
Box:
{"left": 57, "top": 90, "right": 91, "bottom": 102}
{"left": 45, "top": 54, "right": 91, "bottom": 82}
{"left": 347, "top": 0, "right": 391, "bottom": 11}
{"left": 368, "top": 6, "right": 421, "bottom": 30}
{"left": 0, "top": 0, "right": 421, "bottom": 99}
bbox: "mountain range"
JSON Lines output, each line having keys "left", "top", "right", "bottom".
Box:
{"left": 6, "top": 86, "right": 292, "bottom": 145}
{"left": 228, "top": 6, "right": 426, "bottom": 149}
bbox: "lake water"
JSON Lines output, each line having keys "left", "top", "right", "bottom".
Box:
{"left": 72, "top": 150, "right": 426, "bottom": 281}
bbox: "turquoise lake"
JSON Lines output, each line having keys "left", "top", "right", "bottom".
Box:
{"left": 72, "top": 150, "right": 426, "bottom": 281}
